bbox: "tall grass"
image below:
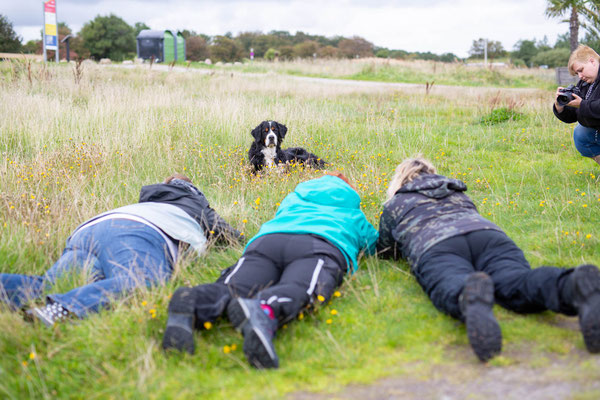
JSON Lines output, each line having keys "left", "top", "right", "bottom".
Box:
{"left": 0, "top": 60, "right": 599, "bottom": 399}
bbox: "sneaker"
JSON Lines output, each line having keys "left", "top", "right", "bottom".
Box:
{"left": 162, "top": 287, "right": 197, "bottom": 355}
{"left": 27, "top": 302, "right": 70, "bottom": 327}
{"left": 227, "top": 297, "right": 279, "bottom": 369}
{"left": 571, "top": 264, "right": 600, "bottom": 353}
{"left": 459, "top": 272, "right": 502, "bottom": 362}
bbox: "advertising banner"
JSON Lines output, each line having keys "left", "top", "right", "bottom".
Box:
{"left": 44, "top": 0, "right": 57, "bottom": 50}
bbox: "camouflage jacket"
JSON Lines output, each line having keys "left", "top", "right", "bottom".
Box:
{"left": 376, "top": 174, "right": 502, "bottom": 266}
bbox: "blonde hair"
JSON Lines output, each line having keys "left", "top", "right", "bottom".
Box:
{"left": 568, "top": 45, "right": 600, "bottom": 75}
{"left": 386, "top": 157, "right": 436, "bottom": 200}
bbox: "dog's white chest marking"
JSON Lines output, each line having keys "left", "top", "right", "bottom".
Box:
{"left": 262, "top": 147, "right": 277, "bottom": 168}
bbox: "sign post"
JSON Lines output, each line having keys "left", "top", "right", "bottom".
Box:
{"left": 43, "top": 0, "right": 58, "bottom": 62}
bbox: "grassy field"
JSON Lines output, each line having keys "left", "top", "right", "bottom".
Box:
{"left": 191, "top": 57, "right": 557, "bottom": 90}
{"left": 1, "top": 60, "right": 599, "bottom": 399}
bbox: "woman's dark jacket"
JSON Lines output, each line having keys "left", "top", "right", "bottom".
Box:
{"left": 376, "top": 174, "right": 502, "bottom": 266}
{"left": 553, "top": 66, "right": 600, "bottom": 129}
{"left": 139, "top": 182, "right": 243, "bottom": 244}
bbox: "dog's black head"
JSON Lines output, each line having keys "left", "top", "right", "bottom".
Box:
{"left": 251, "top": 121, "right": 287, "bottom": 149}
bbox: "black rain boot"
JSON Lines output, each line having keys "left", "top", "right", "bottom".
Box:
{"left": 459, "top": 272, "right": 502, "bottom": 362}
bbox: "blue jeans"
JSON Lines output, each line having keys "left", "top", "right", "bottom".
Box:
{"left": 0, "top": 219, "right": 173, "bottom": 317}
{"left": 573, "top": 124, "right": 600, "bottom": 158}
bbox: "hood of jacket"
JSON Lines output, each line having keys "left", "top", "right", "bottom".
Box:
{"left": 139, "top": 182, "right": 210, "bottom": 208}
{"left": 397, "top": 173, "right": 467, "bottom": 199}
{"left": 293, "top": 174, "right": 361, "bottom": 209}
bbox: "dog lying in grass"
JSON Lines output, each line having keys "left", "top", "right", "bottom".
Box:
{"left": 247, "top": 120, "right": 327, "bottom": 173}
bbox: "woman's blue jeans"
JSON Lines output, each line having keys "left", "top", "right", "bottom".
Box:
{"left": 0, "top": 219, "right": 173, "bottom": 318}
{"left": 573, "top": 124, "right": 600, "bottom": 158}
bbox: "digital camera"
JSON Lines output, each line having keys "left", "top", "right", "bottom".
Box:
{"left": 557, "top": 84, "right": 582, "bottom": 106}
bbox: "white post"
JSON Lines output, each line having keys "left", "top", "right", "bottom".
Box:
{"left": 484, "top": 39, "right": 488, "bottom": 66}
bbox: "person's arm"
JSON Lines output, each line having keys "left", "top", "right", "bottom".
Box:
{"left": 376, "top": 206, "right": 399, "bottom": 260}
{"left": 578, "top": 96, "right": 600, "bottom": 126}
{"left": 361, "top": 218, "right": 379, "bottom": 256}
{"left": 201, "top": 207, "right": 244, "bottom": 245}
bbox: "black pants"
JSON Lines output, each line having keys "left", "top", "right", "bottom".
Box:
{"left": 414, "top": 230, "right": 577, "bottom": 320}
{"left": 189, "top": 233, "right": 347, "bottom": 328}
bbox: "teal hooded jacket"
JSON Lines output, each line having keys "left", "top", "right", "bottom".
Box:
{"left": 246, "top": 175, "right": 379, "bottom": 273}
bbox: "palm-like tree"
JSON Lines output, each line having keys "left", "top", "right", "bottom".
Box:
{"left": 546, "top": 0, "right": 600, "bottom": 51}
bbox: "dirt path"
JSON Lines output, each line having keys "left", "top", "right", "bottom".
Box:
{"left": 289, "top": 347, "right": 600, "bottom": 400}
{"left": 117, "top": 63, "right": 545, "bottom": 99}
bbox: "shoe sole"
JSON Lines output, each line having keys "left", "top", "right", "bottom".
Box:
{"left": 575, "top": 265, "right": 600, "bottom": 353}
{"left": 244, "top": 325, "right": 279, "bottom": 369}
{"left": 227, "top": 298, "right": 279, "bottom": 369}
{"left": 465, "top": 303, "right": 503, "bottom": 362}
{"left": 162, "top": 288, "right": 196, "bottom": 354}
{"left": 28, "top": 308, "right": 55, "bottom": 327}
{"left": 463, "top": 273, "right": 502, "bottom": 362}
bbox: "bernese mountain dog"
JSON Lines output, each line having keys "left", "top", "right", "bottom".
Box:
{"left": 247, "top": 120, "right": 327, "bottom": 173}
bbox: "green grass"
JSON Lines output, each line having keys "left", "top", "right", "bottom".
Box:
{"left": 0, "top": 60, "right": 599, "bottom": 399}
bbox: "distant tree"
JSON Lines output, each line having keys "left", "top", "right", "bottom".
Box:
{"left": 554, "top": 32, "right": 571, "bottom": 48}
{"left": 532, "top": 47, "right": 571, "bottom": 67}
{"left": 389, "top": 49, "right": 408, "bottom": 59}
{"left": 469, "top": 38, "right": 506, "bottom": 60}
{"left": 186, "top": 36, "right": 210, "bottom": 61}
{"left": 582, "top": 31, "right": 600, "bottom": 50}
{"left": 537, "top": 35, "right": 553, "bottom": 51}
{"left": 134, "top": 22, "right": 150, "bottom": 37}
{"left": 319, "top": 45, "right": 340, "bottom": 58}
{"left": 79, "top": 14, "right": 136, "bottom": 61}
{"left": 375, "top": 48, "right": 390, "bottom": 58}
{"left": 293, "top": 40, "right": 319, "bottom": 58}
{"left": 512, "top": 39, "right": 539, "bottom": 66}
{"left": 22, "top": 40, "right": 40, "bottom": 54}
{"left": 56, "top": 22, "right": 81, "bottom": 60}
{"left": 439, "top": 52, "right": 459, "bottom": 62}
{"left": 210, "top": 35, "right": 243, "bottom": 62}
{"left": 0, "top": 14, "right": 22, "bottom": 52}
{"left": 546, "top": 0, "right": 581, "bottom": 51}
{"left": 279, "top": 45, "right": 294, "bottom": 60}
{"left": 545, "top": 0, "right": 600, "bottom": 52}
{"left": 338, "top": 36, "right": 374, "bottom": 58}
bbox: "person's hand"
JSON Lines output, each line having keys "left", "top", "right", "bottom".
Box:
{"left": 555, "top": 87, "right": 565, "bottom": 112}
{"left": 567, "top": 93, "right": 583, "bottom": 108}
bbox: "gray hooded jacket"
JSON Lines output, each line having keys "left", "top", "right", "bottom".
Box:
{"left": 377, "top": 173, "right": 502, "bottom": 266}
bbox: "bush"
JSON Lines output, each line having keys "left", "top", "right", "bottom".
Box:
{"left": 532, "top": 48, "right": 570, "bottom": 68}
{"left": 479, "top": 107, "right": 524, "bottom": 125}
{"left": 264, "top": 48, "right": 278, "bottom": 61}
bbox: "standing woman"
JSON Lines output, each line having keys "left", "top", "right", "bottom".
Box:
{"left": 377, "top": 157, "right": 600, "bottom": 362}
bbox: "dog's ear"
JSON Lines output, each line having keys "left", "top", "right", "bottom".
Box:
{"left": 277, "top": 122, "right": 288, "bottom": 139}
{"left": 251, "top": 123, "right": 264, "bottom": 141}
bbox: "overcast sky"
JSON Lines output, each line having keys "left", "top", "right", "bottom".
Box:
{"left": 5, "top": 0, "right": 569, "bottom": 57}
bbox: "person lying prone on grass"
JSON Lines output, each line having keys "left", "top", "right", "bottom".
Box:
{"left": 0, "top": 174, "right": 242, "bottom": 326}
{"left": 162, "top": 171, "right": 379, "bottom": 369}
{"left": 377, "top": 157, "right": 600, "bottom": 362}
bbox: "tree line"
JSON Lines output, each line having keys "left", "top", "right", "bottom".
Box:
{"left": 0, "top": 13, "right": 460, "bottom": 62}
{"left": 2, "top": 0, "right": 600, "bottom": 66}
